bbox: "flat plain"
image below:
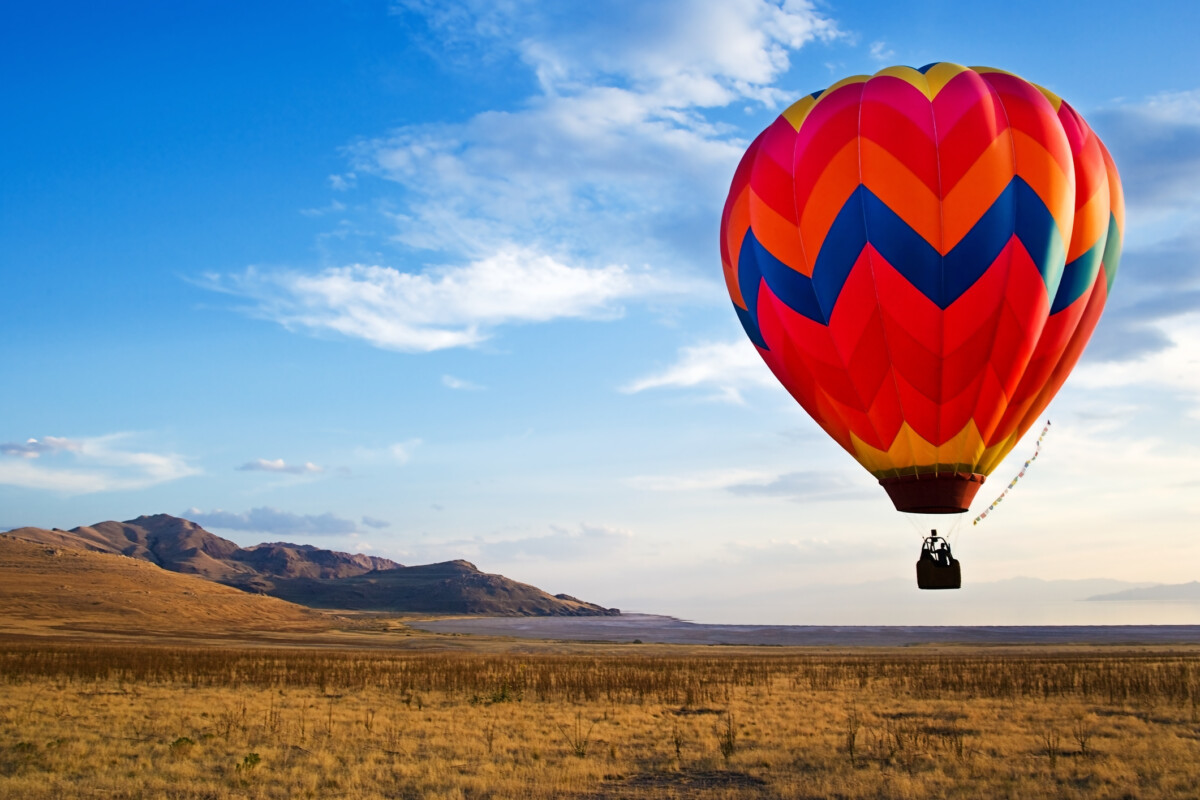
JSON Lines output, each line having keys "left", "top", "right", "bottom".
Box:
{"left": 2, "top": 538, "right": 1199, "bottom": 799}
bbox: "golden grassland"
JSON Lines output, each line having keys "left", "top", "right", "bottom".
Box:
{"left": 2, "top": 641, "right": 1198, "bottom": 799}
{"left": 0, "top": 537, "right": 326, "bottom": 638}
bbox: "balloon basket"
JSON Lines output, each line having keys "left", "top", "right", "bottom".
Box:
{"left": 916, "top": 558, "right": 961, "bottom": 590}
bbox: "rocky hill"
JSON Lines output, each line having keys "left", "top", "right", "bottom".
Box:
{"left": 265, "top": 559, "right": 620, "bottom": 615}
{"left": 5, "top": 514, "right": 618, "bottom": 616}
{"left": 0, "top": 535, "right": 324, "bottom": 634}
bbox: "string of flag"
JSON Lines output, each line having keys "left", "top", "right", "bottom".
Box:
{"left": 973, "top": 420, "right": 1051, "bottom": 526}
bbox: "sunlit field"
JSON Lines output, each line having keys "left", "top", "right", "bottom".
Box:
{"left": 1, "top": 643, "right": 1198, "bottom": 799}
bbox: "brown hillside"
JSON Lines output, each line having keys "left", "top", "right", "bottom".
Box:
{"left": 266, "top": 559, "right": 621, "bottom": 615}
{"left": 0, "top": 535, "right": 324, "bottom": 635}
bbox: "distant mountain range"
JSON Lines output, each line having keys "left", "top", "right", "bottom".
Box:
{"left": 1087, "top": 581, "right": 1200, "bottom": 603}
{"left": 4, "top": 514, "right": 619, "bottom": 616}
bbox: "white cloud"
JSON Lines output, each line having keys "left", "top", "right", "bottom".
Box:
{"left": 621, "top": 340, "right": 777, "bottom": 402}
{"left": 442, "top": 374, "right": 484, "bottom": 391}
{"left": 0, "top": 436, "right": 81, "bottom": 459}
{"left": 388, "top": 440, "right": 420, "bottom": 464}
{"left": 1074, "top": 312, "right": 1200, "bottom": 418}
{"left": 1092, "top": 89, "right": 1200, "bottom": 250}
{"left": 398, "top": 1, "right": 838, "bottom": 103}
{"left": 299, "top": 200, "right": 346, "bottom": 217}
{"left": 481, "top": 522, "right": 634, "bottom": 561}
{"left": 184, "top": 506, "right": 359, "bottom": 537}
{"left": 868, "top": 41, "right": 894, "bottom": 62}
{"left": 727, "top": 469, "right": 876, "bottom": 502}
{"left": 237, "top": 458, "right": 323, "bottom": 475}
{"left": 354, "top": 439, "right": 422, "bottom": 466}
{"left": 207, "top": 1, "right": 835, "bottom": 352}
{"left": 627, "top": 467, "right": 777, "bottom": 492}
{"left": 398, "top": 522, "right": 634, "bottom": 563}
{"left": 0, "top": 434, "right": 198, "bottom": 493}
{"left": 206, "top": 250, "right": 689, "bottom": 352}
{"left": 626, "top": 466, "right": 871, "bottom": 502}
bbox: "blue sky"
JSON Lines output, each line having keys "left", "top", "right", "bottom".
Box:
{"left": 4, "top": 1, "right": 1200, "bottom": 624}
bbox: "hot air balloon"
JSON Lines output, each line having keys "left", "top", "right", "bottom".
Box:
{"left": 720, "top": 64, "right": 1123, "bottom": 531}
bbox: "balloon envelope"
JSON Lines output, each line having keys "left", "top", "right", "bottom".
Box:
{"left": 720, "top": 64, "right": 1123, "bottom": 513}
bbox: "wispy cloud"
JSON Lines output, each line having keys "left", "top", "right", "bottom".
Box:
{"left": 1074, "top": 90, "right": 1200, "bottom": 364}
{"left": 361, "top": 515, "right": 391, "bottom": 529}
{"left": 358, "top": 1, "right": 836, "bottom": 265}
{"left": 0, "top": 434, "right": 197, "bottom": 493}
{"left": 399, "top": 522, "right": 634, "bottom": 563}
{"left": 183, "top": 506, "right": 359, "bottom": 537}
{"left": 237, "top": 458, "right": 323, "bottom": 475}
{"left": 442, "top": 374, "right": 484, "bottom": 391}
{"left": 205, "top": 1, "right": 835, "bottom": 352}
{"left": 1075, "top": 311, "right": 1200, "bottom": 418}
{"left": 354, "top": 439, "right": 422, "bottom": 464}
{"left": 726, "top": 470, "right": 875, "bottom": 502}
{"left": 204, "top": 251, "right": 690, "bottom": 352}
{"left": 1092, "top": 89, "right": 1200, "bottom": 248}
{"left": 389, "top": 440, "right": 419, "bottom": 464}
{"left": 724, "top": 535, "right": 903, "bottom": 566}
{"left": 299, "top": 200, "right": 346, "bottom": 217}
{"left": 868, "top": 40, "right": 894, "bottom": 62}
{"left": 0, "top": 437, "right": 81, "bottom": 459}
{"left": 627, "top": 467, "right": 777, "bottom": 493}
{"left": 627, "top": 466, "right": 870, "bottom": 502}
{"left": 621, "top": 340, "right": 777, "bottom": 402}
{"left": 480, "top": 523, "right": 633, "bottom": 561}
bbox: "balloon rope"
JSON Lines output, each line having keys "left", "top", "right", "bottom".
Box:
{"left": 972, "top": 420, "right": 1051, "bottom": 526}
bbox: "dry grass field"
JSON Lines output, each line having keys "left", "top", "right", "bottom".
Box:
{"left": 0, "top": 537, "right": 327, "bottom": 639}
{"left": 2, "top": 642, "right": 1198, "bottom": 799}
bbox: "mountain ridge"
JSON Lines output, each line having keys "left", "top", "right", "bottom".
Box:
{"left": 5, "top": 514, "right": 619, "bottom": 617}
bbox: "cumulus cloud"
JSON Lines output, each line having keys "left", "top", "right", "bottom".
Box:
{"left": 0, "top": 434, "right": 197, "bottom": 493}
{"left": 205, "top": 1, "right": 835, "bottom": 352}
{"left": 237, "top": 458, "right": 323, "bottom": 475}
{"left": 184, "top": 507, "right": 359, "bottom": 536}
{"left": 357, "top": 1, "right": 836, "bottom": 264}
{"left": 204, "top": 252, "right": 688, "bottom": 352}
{"left": 621, "top": 340, "right": 778, "bottom": 402}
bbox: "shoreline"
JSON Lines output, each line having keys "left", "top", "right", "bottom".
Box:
{"left": 412, "top": 615, "right": 1200, "bottom": 646}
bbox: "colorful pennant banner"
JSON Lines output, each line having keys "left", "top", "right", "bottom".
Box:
{"left": 972, "top": 420, "right": 1051, "bottom": 525}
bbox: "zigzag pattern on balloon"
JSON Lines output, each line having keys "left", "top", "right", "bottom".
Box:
{"left": 719, "top": 63, "right": 1123, "bottom": 480}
